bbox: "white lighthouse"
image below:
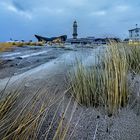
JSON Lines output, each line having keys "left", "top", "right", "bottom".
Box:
{"left": 73, "top": 21, "right": 78, "bottom": 39}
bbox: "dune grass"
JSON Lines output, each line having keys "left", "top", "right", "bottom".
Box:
{"left": 0, "top": 43, "right": 14, "bottom": 52}
{"left": 0, "top": 42, "right": 45, "bottom": 52}
{"left": 70, "top": 43, "right": 140, "bottom": 116}
{"left": 0, "top": 85, "right": 77, "bottom": 140}
{"left": 126, "top": 46, "right": 140, "bottom": 74}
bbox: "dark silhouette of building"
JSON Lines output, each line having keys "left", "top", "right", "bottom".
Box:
{"left": 66, "top": 37, "right": 121, "bottom": 45}
{"left": 35, "top": 35, "right": 67, "bottom": 43}
{"left": 73, "top": 21, "right": 78, "bottom": 39}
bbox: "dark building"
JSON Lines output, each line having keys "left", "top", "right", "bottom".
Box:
{"left": 66, "top": 37, "right": 121, "bottom": 45}
{"left": 73, "top": 21, "right": 78, "bottom": 39}
{"left": 66, "top": 21, "right": 121, "bottom": 45}
{"left": 35, "top": 35, "right": 67, "bottom": 43}
{"left": 66, "top": 37, "right": 95, "bottom": 44}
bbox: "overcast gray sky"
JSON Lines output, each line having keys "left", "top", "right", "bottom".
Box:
{"left": 0, "top": 0, "right": 140, "bottom": 41}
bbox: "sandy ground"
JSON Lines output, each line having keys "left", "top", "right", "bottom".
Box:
{"left": 0, "top": 45, "right": 140, "bottom": 140}
{"left": 0, "top": 46, "right": 74, "bottom": 79}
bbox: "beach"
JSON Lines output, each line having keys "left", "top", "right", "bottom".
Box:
{"left": 0, "top": 45, "right": 140, "bottom": 140}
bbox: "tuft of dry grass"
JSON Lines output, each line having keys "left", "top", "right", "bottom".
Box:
{"left": 0, "top": 93, "right": 18, "bottom": 121}
{"left": 0, "top": 42, "right": 45, "bottom": 53}
{"left": 0, "top": 86, "right": 77, "bottom": 140}
{"left": 0, "top": 91, "right": 48, "bottom": 139}
{"left": 70, "top": 42, "right": 130, "bottom": 115}
{"left": 126, "top": 46, "right": 140, "bottom": 74}
{"left": 0, "top": 42, "right": 24, "bottom": 52}
{"left": 0, "top": 43, "right": 14, "bottom": 52}
{"left": 103, "top": 43, "right": 129, "bottom": 114}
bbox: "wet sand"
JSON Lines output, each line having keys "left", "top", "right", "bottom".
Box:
{"left": 0, "top": 46, "right": 74, "bottom": 79}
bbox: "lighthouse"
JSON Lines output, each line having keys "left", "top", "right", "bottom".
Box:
{"left": 73, "top": 21, "right": 78, "bottom": 39}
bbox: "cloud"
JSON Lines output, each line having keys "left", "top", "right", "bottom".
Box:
{"left": 0, "top": 1, "right": 32, "bottom": 19}
{"left": 12, "top": 0, "right": 26, "bottom": 12}
{"left": 0, "top": 0, "right": 140, "bottom": 41}
{"left": 65, "top": 0, "right": 87, "bottom": 7}
{"left": 33, "top": 7, "right": 65, "bottom": 16}
{"left": 115, "top": 5, "right": 130, "bottom": 12}
{"left": 89, "top": 10, "right": 107, "bottom": 16}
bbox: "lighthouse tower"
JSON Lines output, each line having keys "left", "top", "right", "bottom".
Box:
{"left": 73, "top": 21, "right": 78, "bottom": 39}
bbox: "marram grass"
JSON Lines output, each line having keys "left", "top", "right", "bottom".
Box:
{"left": 0, "top": 42, "right": 44, "bottom": 52}
{"left": 70, "top": 43, "right": 132, "bottom": 116}
{"left": 0, "top": 87, "right": 77, "bottom": 140}
{"left": 126, "top": 45, "right": 140, "bottom": 74}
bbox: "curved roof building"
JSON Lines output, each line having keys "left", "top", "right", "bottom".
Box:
{"left": 35, "top": 35, "right": 67, "bottom": 43}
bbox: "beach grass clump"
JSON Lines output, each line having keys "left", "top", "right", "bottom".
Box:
{"left": 103, "top": 43, "right": 129, "bottom": 114}
{"left": 0, "top": 42, "right": 23, "bottom": 52}
{"left": 0, "top": 93, "right": 18, "bottom": 121}
{"left": 36, "top": 42, "right": 44, "bottom": 46}
{"left": 126, "top": 46, "right": 140, "bottom": 74}
{"left": 0, "top": 43, "right": 14, "bottom": 52}
{"left": 0, "top": 91, "right": 49, "bottom": 139}
{"left": 0, "top": 92, "right": 41, "bottom": 139}
{"left": 70, "top": 62, "right": 101, "bottom": 107}
{"left": 16, "top": 42, "right": 24, "bottom": 47}
{"left": 0, "top": 42, "right": 45, "bottom": 53}
{"left": 0, "top": 87, "right": 75, "bottom": 140}
{"left": 70, "top": 43, "right": 129, "bottom": 115}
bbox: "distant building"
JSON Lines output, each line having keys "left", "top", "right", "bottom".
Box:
{"left": 66, "top": 37, "right": 121, "bottom": 45}
{"left": 73, "top": 21, "right": 78, "bottom": 39}
{"left": 129, "top": 24, "right": 140, "bottom": 41}
{"left": 66, "top": 37, "right": 96, "bottom": 45}
{"left": 35, "top": 35, "right": 67, "bottom": 43}
{"left": 66, "top": 21, "right": 121, "bottom": 45}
